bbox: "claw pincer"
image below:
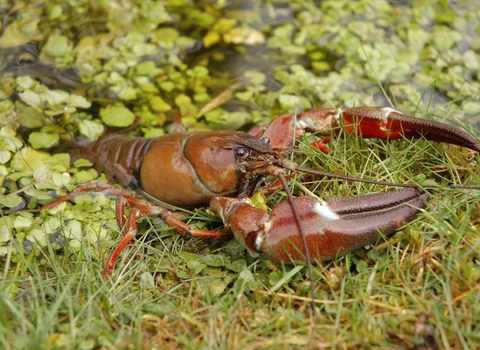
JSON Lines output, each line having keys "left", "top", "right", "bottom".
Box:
{"left": 255, "top": 107, "right": 480, "bottom": 152}
{"left": 211, "top": 188, "right": 429, "bottom": 262}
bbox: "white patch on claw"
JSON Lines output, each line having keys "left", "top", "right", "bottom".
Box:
{"left": 255, "top": 220, "right": 272, "bottom": 251}
{"left": 312, "top": 200, "right": 340, "bottom": 220}
{"left": 247, "top": 248, "right": 261, "bottom": 258}
{"left": 380, "top": 107, "right": 397, "bottom": 121}
{"left": 297, "top": 120, "right": 308, "bottom": 129}
{"left": 254, "top": 235, "right": 264, "bottom": 252}
{"left": 333, "top": 108, "right": 342, "bottom": 122}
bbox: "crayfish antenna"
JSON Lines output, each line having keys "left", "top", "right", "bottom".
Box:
{"left": 292, "top": 164, "right": 480, "bottom": 191}
{"left": 277, "top": 172, "right": 318, "bottom": 323}
{"left": 292, "top": 164, "right": 419, "bottom": 189}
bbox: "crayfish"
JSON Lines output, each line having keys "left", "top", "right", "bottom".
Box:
{"left": 43, "top": 106, "right": 480, "bottom": 279}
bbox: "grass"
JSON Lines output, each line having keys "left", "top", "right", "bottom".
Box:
{"left": 1, "top": 126, "right": 479, "bottom": 349}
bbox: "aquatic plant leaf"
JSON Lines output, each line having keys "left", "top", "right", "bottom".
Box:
{"left": 43, "top": 34, "right": 70, "bottom": 57}
{"left": 150, "top": 96, "right": 172, "bottom": 112}
{"left": 100, "top": 104, "right": 135, "bottom": 127}
{"left": 10, "top": 147, "right": 49, "bottom": 180}
{"left": 79, "top": 120, "right": 105, "bottom": 141}
{"left": 18, "top": 90, "right": 42, "bottom": 110}
{"left": 28, "top": 132, "right": 60, "bottom": 149}
{"left": 0, "top": 193, "right": 22, "bottom": 208}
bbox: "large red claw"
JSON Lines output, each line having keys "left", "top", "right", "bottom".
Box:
{"left": 210, "top": 187, "right": 429, "bottom": 263}
{"left": 339, "top": 107, "right": 480, "bottom": 152}
{"left": 252, "top": 107, "right": 480, "bottom": 152}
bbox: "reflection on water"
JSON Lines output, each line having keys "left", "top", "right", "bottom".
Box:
{"left": 1, "top": 43, "right": 85, "bottom": 91}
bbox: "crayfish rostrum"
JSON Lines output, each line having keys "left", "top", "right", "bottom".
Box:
{"left": 43, "top": 106, "right": 480, "bottom": 279}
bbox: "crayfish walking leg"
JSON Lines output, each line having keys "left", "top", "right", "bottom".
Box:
{"left": 104, "top": 195, "right": 232, "bottom": 278}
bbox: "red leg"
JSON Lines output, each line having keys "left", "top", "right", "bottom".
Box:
{"left": 103, "top": 195, "right": 232, "bottom": 277}
{"left": 103, "top": 206, "right": 141, "bottom": 277}
{"left": 42, "top": 183, "right": 138, "bottom": 210}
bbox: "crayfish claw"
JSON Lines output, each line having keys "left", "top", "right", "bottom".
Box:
{"left": 339, "top": 107, "right": 480, "bottom": 152}
{"left": 211, "top": 188, "right": 429, "bottom": 264}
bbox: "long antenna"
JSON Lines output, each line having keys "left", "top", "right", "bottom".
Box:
{"left": 294, "top": 165, "right": 480, "bottom": 190}
{"left": 277, "top": 172, "right": 318, "bottom": 323}
{"left": 294, "top": 165, "right": 418, "bottom": 188}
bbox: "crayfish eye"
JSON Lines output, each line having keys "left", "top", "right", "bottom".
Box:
{"left": 236, "top": 148, "right": 250, "bottom": 159}
{"left": 261, "top": 137, "right": 270, "bottom": 145}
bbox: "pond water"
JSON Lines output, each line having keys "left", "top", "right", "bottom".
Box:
{"left": 1, "top": 0, "right": 479, "bottom": 136}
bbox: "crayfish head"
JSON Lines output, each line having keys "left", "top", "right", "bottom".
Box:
{"left": 185, "top": 131, "right": 279, "bottom": 195}
{"left": 141, "top": 130, "right": 282, "bottom": 207}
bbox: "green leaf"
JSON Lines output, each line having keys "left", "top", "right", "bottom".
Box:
{"left": 209, "top": 279, "right": 226, "bottom": 297}
{"left": 178, "top": 251, "right": 202, "bottom": 263}
{"left": 43, "top": 33, "right": 70, "bottom": 57}
{"left": 18, "top": 90, "right": 42, "bottom": 110}
{"left": 150, "top": 96, "right": 171, "bottom": 112}
{"left": 134, "top": 61, "right": 163, "bottom": 77}
{"left": 66, "top": 94, "right": 91, "bottom": 108}
{"left": 159, "top": 81, "right": 175, "bottom": 92}
{"left": 143, "top": 128, "right": 165, "bottom": 138}
{"left": 100, "top": 104, "right": 135, "bottom": 127}
{"left": 43, "top": 153, "right": 71, "bottom": 172}
{"left": 213, "top": 18, "right": 237, "bottom": 33}
{"left": 245, "top": 71, "right": 266, "bottom": 85}
{"left": 202, "top": 30, "right": 220, "bottom": 48}
{"left": 225, "top": 259, "right": 247, "bottom": 273}
{"left": 28, "top": 132, "right": 60, "bottom": 149}
{"left": 52, "top": 172, "right": 71, "bottom": 187}
{"left": 64, "top": 220, "right": 83, "bottom": 240}
{"left": 235, "top": 90, "right": 254, "bottom": 102}
{"left": 0, "top": 193, "right": 23, "bottom": 208}
{"left": 16, "top": 105, "right": 45, "bottom": 128}
{"left": 0, "top": 99, "right": 14, "bottom": 112}
{"left": 33, "top": 166, "right": 52, "bottom": 182}
{"left": 25, "top": 188, "right": 53, "bottom": 200}
{"left": 78, "top": 119, "right": 105, "bottom": 141}
{"left": 139, "top": 272, "right": 155, "bottom": 289}
{"left": 13, "top": 215, "right": 33, "bottom": 231}
{"left": 10, "top": 147, "right": 49, "bottom": 180}
{"left": 73, "top": 158, "right": 93, "bottom": 168}
{"left": 223, "top": 27, "right": 265, "bottom": 45}
{"left": 116, "top": 86, "right": 138, "bottom": 100}
{"left": 15, "top": 76, "right": 37, "bottom": 90}
{"left": 251, "top": 191, "right": 268, "bottom": 212}
{"left": 202, "top": 254, "right": 225, "bottom": 267}
{"left": 73, "top": 169, "right": 98, "bottom": 184}
{"left": 0, "top": 150, "right": 11, "bottom": 164}
{"left": 0, "top": 218, "right": 13, "bottom": 242}
{"left": 48, "top": 4, "right": 62, "bottom": 20}
{"left": 269, "top": 265, "right": 304, "bottom": 292}
{"left": 278, "top": 94, "right": 301, "bottom": 109}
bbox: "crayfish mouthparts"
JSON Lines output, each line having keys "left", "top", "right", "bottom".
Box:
{"left": 210, "top": 187, "right": 429, "bottom": 263}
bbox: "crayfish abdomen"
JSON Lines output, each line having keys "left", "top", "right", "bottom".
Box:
{"left": 69, "top": 133, "right": 154, "bottom": 188}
